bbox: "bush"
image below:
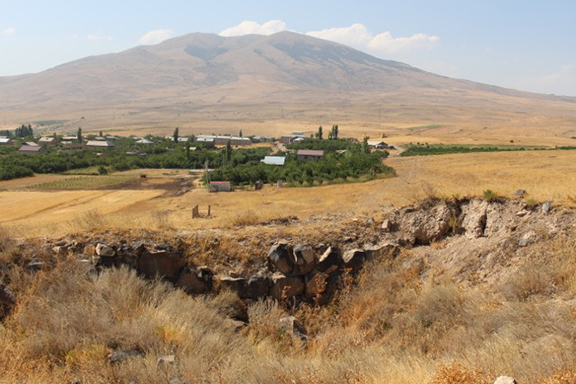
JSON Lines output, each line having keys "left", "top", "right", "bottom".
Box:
{"left": 482, "top": 189, "right": 499, "bottom": 202}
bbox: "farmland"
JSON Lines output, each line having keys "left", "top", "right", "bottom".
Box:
{"left": 1, "top": 149, "right": 576, "bottom": 238}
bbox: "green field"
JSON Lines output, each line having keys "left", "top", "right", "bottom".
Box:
{"left": 29, "top": 175, "right": 137, "bottom": 190}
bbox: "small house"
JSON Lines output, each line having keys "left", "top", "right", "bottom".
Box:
{"left": 135, "top": 138, "right": 153, "bottom": 145}
{"left": 86, "top": 140, "right": 114, "bottom": 148}
{"left": 261, "top": 156, "right": 286, "bottom": 166}
{"left": 23, "top": 141, "right": 40, "bottom": 147}
{"left": 367, "top": 140, "right": 389, "bottom": 149}
{"left": 297, "top": 149, "right": 324, "bottom": 161}
{"left": 18, "top": 145, "right": 45, "bottom": 154}
{"left": 0, "top": 137, "right": 13, "bottom": 145}
{"left": 280, "top": 132, "right": 305, "bottom": 144}
{"left": 209, "top": 181, "right": 232, "bottom": 192}
{"left": 38, "top": 137, "right": 57, "bottom": 146}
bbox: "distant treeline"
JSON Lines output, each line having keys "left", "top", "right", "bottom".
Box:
{"left": 400, "top": 145, "right": 549, "bottom": 157}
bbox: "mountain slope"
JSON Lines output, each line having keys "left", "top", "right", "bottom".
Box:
{"left": 0, "top": 31, "right": 575, "bottom": 136}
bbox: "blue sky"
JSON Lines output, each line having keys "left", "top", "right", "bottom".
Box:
{"left": 1, "top": 0, "right": 575, "bottom": 95}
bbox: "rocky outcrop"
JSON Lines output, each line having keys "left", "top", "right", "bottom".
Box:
{"left": 392, "top": 201, "right": 459, "bottom": 244}
{"left": 175, "top": 266, "right": 213, "bottom": 294}
{"left": 0, "top": 285, "right": 16, "bottom": 321}
{"left": 271, "top": 273, "right": 305, "bottom": 300}
{"left": 267, "top": 242, "right": 294, "bottom": 275}
{"left": 493, "top": 377, "right": 517, "bottom": 384}
{"left": 137, "top": 250, "right": 187, "bottom": 282}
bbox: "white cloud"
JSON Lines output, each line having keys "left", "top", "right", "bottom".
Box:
{"left": 218, "top": 20, "right": 438, "bottom": 57}
{"left": 2, "top": 27, "right": 15, "bottom": 36}
{"left": 219, "top": 20, "right": 287, "bottom": 37}
{"left": 87, "top": 32, "right": 112, "bottom": 41}
{"left": 307, "top": 23, "right": 439, "bottom": 54}
{"left": 138, "top": 29, "right": 175, "bottom": 45}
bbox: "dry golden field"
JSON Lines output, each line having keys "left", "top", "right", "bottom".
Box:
{"left": 2, "top": 149, "right": 576, "bottom": 238}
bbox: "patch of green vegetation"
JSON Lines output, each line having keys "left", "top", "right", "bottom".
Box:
{"left": 208, "top": 149, "right": 394, "bottom": 186}
{"left": 29, "top": 176, "right": 137, "bottom": 190}
{"left": 400, "top": 143, "right": 549, "bottom": 157}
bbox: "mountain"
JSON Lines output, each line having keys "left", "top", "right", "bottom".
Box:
{"left": 1, "top": 31, "right": 575, "bottom": 138}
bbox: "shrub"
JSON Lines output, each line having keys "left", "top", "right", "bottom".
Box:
{"left": 483, "top": 189, "right": 499, "bottom": 202}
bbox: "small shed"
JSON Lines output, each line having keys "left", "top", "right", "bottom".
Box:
{"left": 209, "top": 181, "right": 232, "bottom": 192}
{"left": 367, "top": 140, "right": 389, "bottom": 149}
{"left": 261, "top": 156, "right": 286, "bottom": 166}
{"left": 23, "top": 141, "right": 40, "bottom": 147}
{"left": 0, "top": 137, "right": 13, "bottom": 145}
{"left": 39, "top": 137, "right": 58, "bottom": 146}
{"left": 297, "top": 149, "right": 324, "bottom": 161}
{"left": 86, "top": 140, "right": 115, "bottom": 148}
{"left": 135, "top": 138, "right": 153, "bottom": 145}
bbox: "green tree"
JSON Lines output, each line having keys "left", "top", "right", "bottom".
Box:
{"left": 186, "top": 141, "right": 191, "bottom": 160}
{"left": 318, "top": 126, "right": 323, "bottom": 140}
{"left": 362, "top": 137, "right": 370, "bottom": 154}
{"left": 173, "top": 127, "right": 179, "bottom": 143}
{"left": 77, "top": 128, "right": 83, "bottom": 144}
{"left": 99, "top": 131, "right": 103, "bottom": 137}
{"left": 239, "top": 129, "right": 243, "bottom": 137}
{"left": 225, "top": 141, "right": 232, "bottom": 162}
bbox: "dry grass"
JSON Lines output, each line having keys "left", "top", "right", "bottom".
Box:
{"left": 3, "top": 227, "right": 576, "bottom": 382}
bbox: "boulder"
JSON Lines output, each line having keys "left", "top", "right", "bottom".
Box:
{"left": 267, "top": 242, "right": 294, "bottom": 274}
{"left": 493, "top": 377, "right": 517, "bottom": 384}
{"left": 315, "top": 246, "right": 341, "bottom": 274}
{"left": 293, "top": 244, "right": 315, "bottom": 275}
{"left": 137, "top": 251, "right": 186, "bottom": 282}
{"left": 461, "top": 199, "right": 489, "bottom": 238}
{"left": 398, "top": 202, "right": 457, "bottom": 244}
{"left": 218, "top": 276, "right": 246, "bottom": 297}
{"left": 95, "top": 243, "right": 115, "bottom": 257}
{"left": 271, "top": 273, "right": 305, "bottom": 300}
{"left": 542, "top": 201, "right": 552, "bottom": 214}
{"left": 244, "top": 273, "right": 271, "bottom": 300}
{"left": 279, "top": 315, "right": 307, "bottom": 342}
{"left": 514, "top": 189, "right": 527, "bottom": 197}
{"left": 381, "top": 219, "right": 392, "bottom": 232}
{"left": 305, "top": 272, "right": 329, "bottom": 298}
{"left": 0, "top": 285, "right": 16, "bottom": 321}
{"left": 342, "top": 249, "right": 367, "bottom": 271}
{"left": 518, "top": 231, "right": 537, "bottom": 247}
{"left": 175, "top": 266, "right": 213, "bottom": 294}
{"left": 157, "top": 355, "right": 176, "bottom": 365}
{"left": 364, "top": 242, "right": 399, "bottom": 260}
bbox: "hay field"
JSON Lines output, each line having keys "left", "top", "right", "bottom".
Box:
{"left": 2, "top": 150, "right": 576, "bottom": 237}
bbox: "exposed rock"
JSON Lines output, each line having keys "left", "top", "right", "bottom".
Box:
{"left": 267, "top": 241, "right": 294, "bottom": 274}
{"left": 493, "top": 376, "right": 517, "bottom": 384}
{"left": 381, "top": 219, "right": 392, "bottom": 232}
{"left": 518, "top": 231, "right": 537, "bottom": 247}
{"left": 175, "top": 266, "right": 213, "bottom": 294}
{"left": 516, "top": 210, "right": 530, "bottom": 217}
{"left": 315, "top": 246, "right": 341, "bottom": 273}
{"left": 244, "top": 273, "right": 270, "bottom": 300}
{"left": 305, "top": 271, "right": 329, "bottom": 298}
{"left": 292, "top": 244, "right": 315, "bottom": 275}
{"left": 461, "top": 199, "right": 489, "bottom": 238}
{"left": 542, "top": 201, "right": 552, "bottom": 214}
{"left": 365, "top": 242, "right": 399, "bottom": 260}
{"left": 0, "top": 285, "right": 16, "bottom": 321}
{"left": 108, "top": 349, "right": 144, "bottom": 364}
{"left": 26, "top": 260, "right": 45, "bottom": 273}
{"left": 218, "top": 276, "right": 246, "bottom": 297}
{"left": 514, "top": 189, "right": 527, "bottom": 197}
{"left": 279, "top": 315, "right": 307, "bottom": 342}
{"left": 398, "top": 202, "right": 457, "bottom": 244}
{"left": 271, "top": 273, "right": 305, "bottom": 300}
{"left": 137, "top": 250, "right": 186, "bottom": 282}
{"left": 157, "top": 355, "right": 176, "bottom": 365}
{"left": 342, "top": 249, "right": 367, "bottom": 271}
{"left": 95, "top": 243, "right": 115, "bottom": 257}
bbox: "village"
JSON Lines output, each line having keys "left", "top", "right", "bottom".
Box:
{"left": 0, "top": 125, "right": 394, "bottom": 190}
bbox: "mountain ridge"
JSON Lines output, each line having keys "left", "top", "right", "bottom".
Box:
{"left": 1, "top": 31, "right": 575, "bottom": 135}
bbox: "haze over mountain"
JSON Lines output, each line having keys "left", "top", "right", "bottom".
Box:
{"left": 1, "top": 31, "right": 575, "bottom": 138}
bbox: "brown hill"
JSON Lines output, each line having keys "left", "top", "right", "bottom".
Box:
{"left": 1, "top": 31, "right": 575, "bottom": 139}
